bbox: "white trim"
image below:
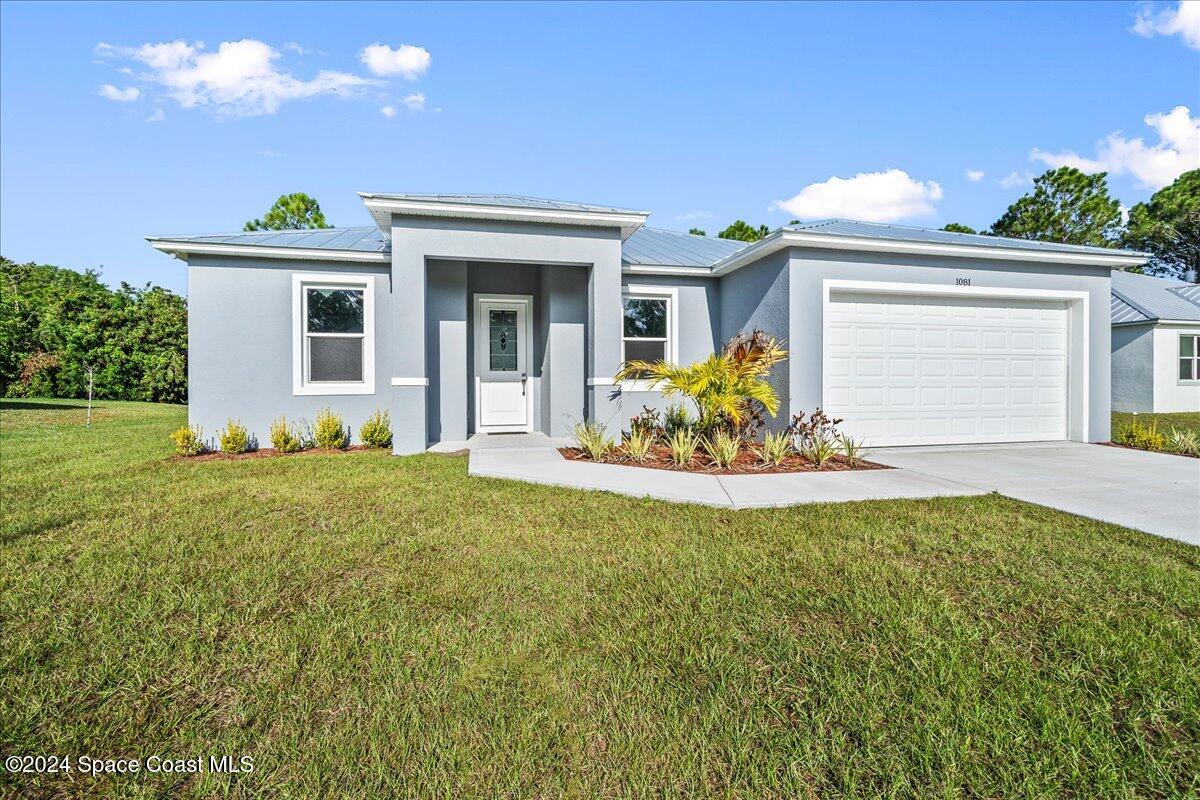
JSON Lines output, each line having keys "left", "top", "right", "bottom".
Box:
{"left": 820, "top": 278, "right": 1090, "bottom": 444}
{"left": 587, "top": 378, "right": 617, "bottom": 386}
{"left": 711, "top": 230, "right": 1148, "bottom": 277}
{"left": 359, "top": 194, "right": 648, "bottom": 240}
{"left": 474, "top": 293, "right": 535, "bottom": 433}
{"left": 390, "top": 377, "right": 429, "bottom": 387}
{"left": 619, "top": 284, "right": 679, "bottom": 392}
{"left": 292, "top": 273, "right": 376, "bottom": 396}
{"left": 622, "top": 264, "right": 712, "bottom": 276}
{"left": 149, "top": 239, "right": 388, "bottom": 264}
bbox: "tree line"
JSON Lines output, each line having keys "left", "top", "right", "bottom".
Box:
{"left": 692, "top": 167, "right": 1199, "bottom": 278}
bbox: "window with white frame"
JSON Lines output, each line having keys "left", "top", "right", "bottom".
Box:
{"left": 293, "top": 275, "right": 374, "bottom": 395}
{"left": 1181, "top": 333, "right": 1200, "bottom": 381}
{"left": 621, "top": 288, "right": 676, "bottom": 379}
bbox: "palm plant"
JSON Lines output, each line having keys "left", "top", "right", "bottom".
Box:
{"left": 615, "top": 330, "right": 787, "bottom": 433}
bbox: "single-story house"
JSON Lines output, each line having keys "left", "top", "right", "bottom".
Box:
{"left": 1111, "top": 269, "right": 1200, "bottom": 413}
{"left": 148, "top": 192, "right": 1148, "bottom": 454}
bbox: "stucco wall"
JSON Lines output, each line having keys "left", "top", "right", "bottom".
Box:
{"left": 1111, "top": 323, "right": 1154, "bottom": 412}
{"left": 187, "top": 256, "right": 393, "bottom": 448}
{"left": 786, "top": 248, "right": 1113, "bottom": 442}
{"left": 1153, "top": 324, "right": 1200, "bottom": 412}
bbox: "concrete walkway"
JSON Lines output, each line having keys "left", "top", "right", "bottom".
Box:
{"left": 871, "top": 442, "right": 1200, "bottom": 545}
{"left": 463, "top": 435, "right": 983, "bottom": 509}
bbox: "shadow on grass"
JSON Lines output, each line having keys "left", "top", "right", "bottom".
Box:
{"left": 1, "top": 400, "right": 96, "bottom": 410}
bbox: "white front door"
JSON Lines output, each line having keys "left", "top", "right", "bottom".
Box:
{"left": 475, "top": 296, "right": 532, "bottom": 432}
{"left": 824, "top": 291, "right": 1070, "bottom": 446}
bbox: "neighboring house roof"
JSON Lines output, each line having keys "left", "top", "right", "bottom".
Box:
{"left": 1110, "top": 269, "right": 1200, "bottom": 325}
{"left": 622, "top": 227, "right": 748, "bottom": 269}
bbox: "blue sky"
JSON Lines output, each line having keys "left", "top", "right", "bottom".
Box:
{"left": 2, "top": 0, "right": 1197, "bottom": 294}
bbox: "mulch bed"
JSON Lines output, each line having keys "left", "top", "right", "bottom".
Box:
{"left": 559, "top": 444, "right": 888, "bottom": 475}
{"left": 176, "top": 445, "right": 375, "bottom": 461}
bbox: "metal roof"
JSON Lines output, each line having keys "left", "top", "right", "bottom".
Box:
{"left": 358, "top": 193, "right": 646, "bottom": 215}
{"left": 1110, "top": 269, "right": 1200, "bottom": 324}
{"left": 622, "top": 227, "right": 749, "bottom": 268}
{"left": 150, "top": 226, "right": 389, "bottom": 254}
{"left": 785, "top": 219, "right": 1143, "bottom": 257}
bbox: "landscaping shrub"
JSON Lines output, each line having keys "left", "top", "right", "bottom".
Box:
{"left": 1117, "top": 419, "right": 1165, "bottom": 451}
{"left": 615, "top": 329, "right": 787, "bottom": 436}
{"left": 169, "top": 425, "right": 206, "bottom": 456}
{"left": 800, "top": 430, "right": 838, "bottom": 468}
{"left": 663, "top": 402, "right": 692, "bottom": 437}
{"left": 1168, "top": 426, "right": 1200, "bottom": 456}
{"left": 622, "top": 428, "right": 654, "bottom": 463}
{"left": 839, "top": 433, "right": 868, "bottom": 467}
{"left": 789, "top": 408, "right": 843, "bottom": 449}
{"left": 360, "top": 409, "right": 392, "bottom": 449}
{"left": 313, "top": 408, "right": 349, "bottom": 449}
{"left": 572, "top": 420, "right": 615, "bottom": 461}
{"left": 667, "top": 428, "right": 700, "bottom": 467}
{"left": 269, "top": 416, "right": 303, "bottom": 453}
{"left": 703, "top": 430, "right": 741, "bottom": 469}
{"left": 628, "top": 406, "right": 662, "bottom": 440}
{"left": 755, "top": 430, "right": 792, "bottom": 467}
{"left": 217, "top": 419, "right": 251, "bottom": 454}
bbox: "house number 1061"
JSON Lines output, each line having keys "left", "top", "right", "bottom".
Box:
{"left": 955, "top": 278, "right": 971, "bottom": 286}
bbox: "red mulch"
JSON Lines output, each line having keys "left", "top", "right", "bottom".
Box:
{"left": 558, "top": 444, "right": 888, "bottom": 475}
{"left": 177, "top": 445, "right": 376, "bottom": 461}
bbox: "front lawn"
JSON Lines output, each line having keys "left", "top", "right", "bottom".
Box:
{"left": 2, "top": 399, "right": 1198, "bottom": 798}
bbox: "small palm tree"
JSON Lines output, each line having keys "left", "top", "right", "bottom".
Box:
{"left": 615, "top": 330, "right": 787, "bottom": 431}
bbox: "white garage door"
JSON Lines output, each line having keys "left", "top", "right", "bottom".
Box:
{"left": 824, "top": 291, "right": 1070, "bottom": 446}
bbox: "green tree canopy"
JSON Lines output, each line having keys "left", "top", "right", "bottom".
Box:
{"left": 1122, "top": 169, "right": 1200, "bottom": 278}
{"left": 941, "top": 222, "right": 977, "bottom": 234}
{"left": 0, "top": 258, "right": 187, "bottom": 402}
{"left": 244, "top": 192, "right": 331, "bottom": 231}
{"left": 988, "top": 167, "right": 1121, "bottom": 247}
{"left": 717, "top": 220, "right": 771, "bottom": 243}
{"left": 687, "top": 228, "right": 707, "bottom": 237}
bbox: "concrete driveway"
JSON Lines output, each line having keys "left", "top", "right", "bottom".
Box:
{"left": 872, "top": 442, "right": 1200, "bottom": 545}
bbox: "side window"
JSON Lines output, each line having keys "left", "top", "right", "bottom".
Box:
{"left": 293, "top": 276, "right": 374, "bottom": 395}
{"left": 1181, "top": 333, "right": 1199, "bottom": 381}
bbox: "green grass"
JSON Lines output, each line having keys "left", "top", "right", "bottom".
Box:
{"left": 2, "top": 398, "right": 1199, "bottom": 798}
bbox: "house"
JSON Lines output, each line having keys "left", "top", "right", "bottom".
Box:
{"left": 148, "top": 193, "right": 1147, "bottom": 454}
{"left": 1111, "top": 269, "right": 1200, "bottom": 413}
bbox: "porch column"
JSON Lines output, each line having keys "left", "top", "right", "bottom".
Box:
{"left": 390, "top": 223, "right": 428, "bottom": 454}
{"left": 587, "top": 248, "right": 625, "bottom": 427}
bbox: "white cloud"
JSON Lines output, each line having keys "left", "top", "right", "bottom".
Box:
{"left": 381, "top": 105, "right": 397, "bottom": 117}
{"left": 1131, "top": 1, "right": 1200, "bottom": 49}
{"left": 360, "top": 43, "right": 431, "bottom": 79}
{"left": 675, "top": 210, "right": 714, "bottom": 221}
{"left": 999, "top": 170, "right": 1034, "bottom": 189}
{"left": 96, "top": 38, "right": 372, "bottom": 117}
{"left": 773, "top": 169, "right": 943, "bottom": 222}
{"left": 965, "top": 169, "right": 985, "bottom": 182}
{"left": 1030, "top": 105, "right": 1200, "bottom": 189}
{"left": 98, "top": 84, "right": 141, "bottom": 102}
{"left": 145, "top": 107, "right": 165, "bottom": 123}
{"left": 401, "top": 91, "right": 426, "bottom": 111}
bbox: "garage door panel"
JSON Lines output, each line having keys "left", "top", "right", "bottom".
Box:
{"left": 825, "top": 291, "right": 1069, "bottom": 446}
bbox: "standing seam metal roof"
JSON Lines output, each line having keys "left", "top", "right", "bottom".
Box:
{"left": 621, "top": 227, "right": 749, "bottom": 267}
{"left": 152, "top": 226, "right": 389, "bottom": 253}
{"left": 358, "top": 193, "right": 647, "bottom": 215}
{"left": 1110, "top": 269, "right": 1200, "bottom": 323}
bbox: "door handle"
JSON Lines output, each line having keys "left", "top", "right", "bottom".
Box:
{"left": 521, "top": 373, "right": 527, "bottom": 396}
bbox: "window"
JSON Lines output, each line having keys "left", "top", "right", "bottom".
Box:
{"left": 1181, "top": 333, "right": 1200, "bottom": 381}
{"left": 621, "top": 286, "right": 677, "bottom": 383}
{"left": 293, "top": 275, "right": 374, "bottom": 395}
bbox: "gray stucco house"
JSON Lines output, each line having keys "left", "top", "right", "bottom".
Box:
{"left": 1111, "top": 269, "right": 1200, "bottom": 413}
{"left": 149, "top": 192, "right": 1147, "bottom": 454}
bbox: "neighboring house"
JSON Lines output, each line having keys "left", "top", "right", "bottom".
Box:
{"left": 148, "top": 193, "right": 1146, "bottom": 454}
{"left": 1111, "top": 269, "right": 1200, "bottom": 413}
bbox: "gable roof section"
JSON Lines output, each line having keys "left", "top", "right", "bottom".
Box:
{"left": 1110, "top": 269, "right": 1200, "bottom": 324}
{"left": 622, "top": 227, "right": 749, "bottom": 270}
{"left": 787, "top": 219, "right": 1135, "bottom": 257}
{"left": 358, "top": 192, "right": 649, "bottom": 240}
